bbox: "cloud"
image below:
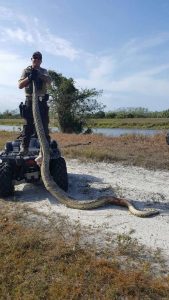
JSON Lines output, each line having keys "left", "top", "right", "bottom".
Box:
{"left": 35, "top": 29, "right": 79, "bottom": 60}
{"left": 89, "top": 56, "right": 116, "bottom": 79}
{"left": 0, "top": 27, "right": 33, "bottom": 43}
{"left": 0, "top": 6, "right": 79, "bottom": 61}
{"left": 1, "top": 5, "right": 169, "bottom": 111}
{"left": 0, "top": 51, "right": 27, "bottom": 112}
{"left": 123, "top": 33, "right": 169, "bottom": 55}
{"left": 0, "top": 51, "right": 27, "bottom": 87}
{"left": 77, "top": 62, "right": 169, "bottom": 97}
{"left": 0, "top": 92, "right": 21, "bottom": 112}
{"left": 75, "top": 40, "right": 169, "bottom": 110}
{"left": 0, "top": 5, "right": 14, "bottom": 19}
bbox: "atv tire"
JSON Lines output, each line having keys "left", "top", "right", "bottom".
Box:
{"left": 0, "top": 162, "right": 14, "bottom": 197}
{"left": 50, "top": 157, "right": 68, "bottom": 192}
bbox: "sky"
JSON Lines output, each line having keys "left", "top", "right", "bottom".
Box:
{"left": 1, "top": 0, "right": 169, "bottom": 113}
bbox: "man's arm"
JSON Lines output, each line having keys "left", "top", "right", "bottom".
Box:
{"left": 18, "top": 68, "right": 38, "bottom": 89}
{"left": 18, "top": 77, "right": 30, "bottom": 89}
{"left": 18, "top": 69, "right": 29, "bottom": 89}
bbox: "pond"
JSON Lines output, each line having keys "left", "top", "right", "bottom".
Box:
{"left": 0, "top": 125, "right": 164, "bottom": 137}
{"left": 91, "top": 127, "right": 163, "bottom": 137}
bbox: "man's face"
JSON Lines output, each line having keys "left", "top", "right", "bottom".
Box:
{"left": 31, "top": 56, "right": 42, "bottom": 68}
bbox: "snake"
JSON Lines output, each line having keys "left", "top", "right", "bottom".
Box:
{"left": 32, "top": 82, "right": 159, "bottom": 217}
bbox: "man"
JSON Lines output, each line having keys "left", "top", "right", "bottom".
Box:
{"left": 18, "top": 51, "right": 51, "bottom": 155}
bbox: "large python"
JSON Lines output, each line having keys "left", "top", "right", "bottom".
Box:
{"left": 32, "top": 82, "right": 159, "bottom": 217}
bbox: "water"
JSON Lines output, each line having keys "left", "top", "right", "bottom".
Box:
{"left": 0, "top": 125, "right": 163, "bottom": 137}
{"left": 91, "top": 127, "right": 163, "bottom": 137}
{"left": 0, "top": 125, "right": 22, "bottom": 132}
{"left": 48, "top": 126, "right": 163, "bottom": 136}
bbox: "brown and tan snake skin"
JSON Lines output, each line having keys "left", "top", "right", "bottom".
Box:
{"left": 32, "top": 82, "right": 159, "bottom": 217}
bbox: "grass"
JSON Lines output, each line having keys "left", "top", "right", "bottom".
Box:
{"left": 53, "top": 132, "right": 169, "bottom": 170}
{"left": 0, "top": 118, "right": 58, "bottom": 127}
{"left": 0, "top": 118, "right": 23, "bottom": 125}
{"left": 1, "top": 131, "right": 169, "bottom": 170}
{"left": 89, "top": 117, "right": 169, "bottom": 129}
{"left": 0, "top": 131, "right": 18, "bottom": 150}
{"left": 1, "top": 117, "right": 169, "bottom": 129}
{"left": 0, "top": 200, "right": 168, "bottom": 300}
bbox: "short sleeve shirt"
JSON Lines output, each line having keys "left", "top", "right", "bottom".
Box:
{"left": 18, "top": 66, "right": 50, "bottom": 96}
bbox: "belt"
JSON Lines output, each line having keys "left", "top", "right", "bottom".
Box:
{"left": 25, "top": 95, "right": 46, "bottom": 101}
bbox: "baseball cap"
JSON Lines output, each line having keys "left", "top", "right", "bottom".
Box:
{"left": 32, "top": 51, "right": 42, "bottom": 60}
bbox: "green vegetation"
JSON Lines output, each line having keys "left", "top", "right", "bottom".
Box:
{"left": 92, "top": 106, "right": 169, "bottom": 119}
{"left": 1, "top": 117, "right": 169, "bottom": 129}
{"left": 0, "top": 200, "right": 168, "bottom": 299}
{"left": 89, "top": 107, "right": 169, "bottom": 129}
{"left": 48, "top": 70, "right": 104, "bottom": 133}
{"left": 1, "top": 106, "right": 169, "bottom": 130}
{"left": 0, "top": 109, "right": 20, "bottom": 119}
{"left": 0, "top": 118, "right": 23, "bottom": 125}
{"left": 89, "top": 117, "right": 169, "bottom": 129}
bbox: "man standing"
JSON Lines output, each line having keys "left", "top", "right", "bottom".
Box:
{"left": 18, "top": 51, "right": 51, "bottom": 154}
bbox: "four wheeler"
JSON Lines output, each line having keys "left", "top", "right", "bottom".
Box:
{"left": 0, "top": 136, "right": 68, "bottom": 197}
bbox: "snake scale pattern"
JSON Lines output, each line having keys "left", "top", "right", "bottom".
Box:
{"left": 32, "top": 82, "right": 159, "bottom": 217}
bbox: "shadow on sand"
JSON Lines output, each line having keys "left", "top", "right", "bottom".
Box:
{"left": 5, "top": 172, "right": 166, "bottom": 217}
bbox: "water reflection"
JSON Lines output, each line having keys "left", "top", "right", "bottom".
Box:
{"left": 0, "top": 124, "right": 164, "bottom": 137}
{"left": 0, "top": 125, "right": 22, "bottom": 131}
{"left": 92, "top": 127, "right": 163, "bottom": 137}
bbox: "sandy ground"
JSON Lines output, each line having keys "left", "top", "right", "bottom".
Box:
{"left": 15, "top": 159, "right": 169, "bottom": 259}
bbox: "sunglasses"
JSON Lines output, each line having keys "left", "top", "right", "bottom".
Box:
{"left": 32, "top": 56, "right": 41, "bottom": 60}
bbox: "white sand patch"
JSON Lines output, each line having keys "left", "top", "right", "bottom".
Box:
{"left": 15, "top": 159, "right": 169, "bottom": 258}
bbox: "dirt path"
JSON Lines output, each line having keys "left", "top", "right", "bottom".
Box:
{"left": 15, "top": 159, "right": 169, "bottom": 258}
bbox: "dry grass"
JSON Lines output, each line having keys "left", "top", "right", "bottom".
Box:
{"left": 52, "top": 132, "right": 169, "bottom": 170}
{"left": 1, "top": 131, "right": 169, "bottom": 170}
{"left": 0, "top": 132, "right": 169, "bottom": 298}
{"left": 0, "top": 200, "right": 169, "bottom": 300}
{"left": 0, "top": 131, "right": 18, "bottom": 150}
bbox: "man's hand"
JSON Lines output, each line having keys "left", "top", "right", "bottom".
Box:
{"left": 28, "top": 69, "right": 38, "bottom": 82}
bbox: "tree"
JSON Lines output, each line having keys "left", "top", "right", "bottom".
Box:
{"left": 92, "top": 110, "right": 105, "bottom": 118}
{"left": 48, "top": 70, "right": 105, "bottom": 133}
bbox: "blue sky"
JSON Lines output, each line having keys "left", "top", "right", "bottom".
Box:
{"left": 1, "top": 0, "right": 169, "bottom": 112}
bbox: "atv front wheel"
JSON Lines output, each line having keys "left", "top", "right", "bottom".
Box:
{"left": 0, "top": 162, "right": 14, "bottom": 197}
{"left": 50, "top": 157, "right": 68, "bottom": 192}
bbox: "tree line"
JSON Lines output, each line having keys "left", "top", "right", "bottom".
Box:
{"left": 1, "top": 70, "right": 169, "bottom": 133}
{"left": 92, "top": 107, "right": 169, "bottom": 119}
{"left": 0, "top": 110, "right": 20, "bottom": 119}
{"left": 2, "top": 106, "right": 169, "bottom": 121}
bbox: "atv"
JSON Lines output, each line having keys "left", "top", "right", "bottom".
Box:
{"left": 0, "top": 136, "right": 68, "bottom": 197}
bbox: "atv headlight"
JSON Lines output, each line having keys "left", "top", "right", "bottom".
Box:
{"left": 0, "top": 159, "right": 2, "bottom": 164}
